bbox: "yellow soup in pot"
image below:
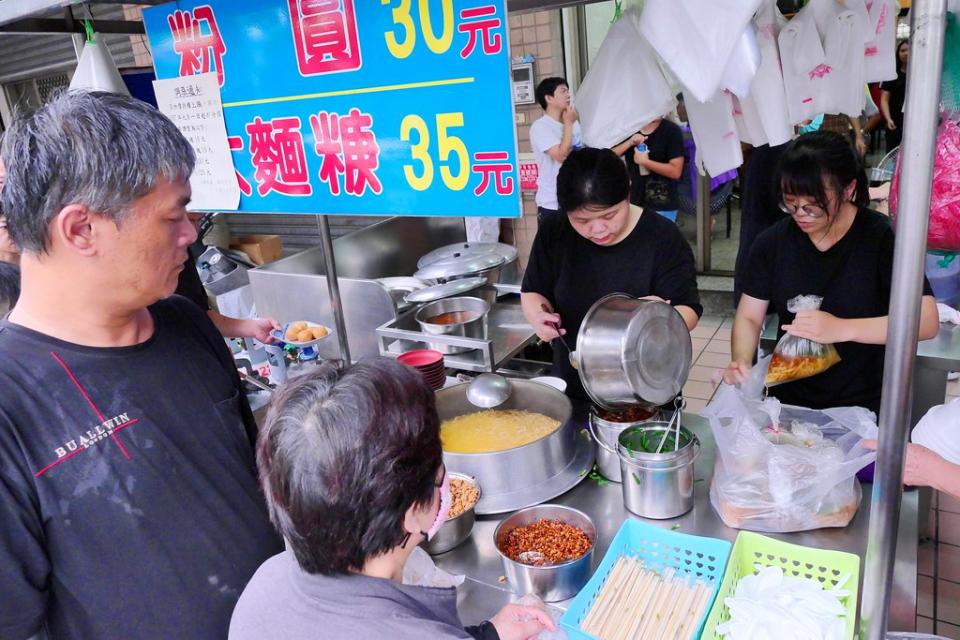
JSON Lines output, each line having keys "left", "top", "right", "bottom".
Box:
{"left": 440, "top": 410, "right": 562, "bottom": 453}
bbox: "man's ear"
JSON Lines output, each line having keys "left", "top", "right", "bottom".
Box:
{"left": 52, "top": 205, "right": 100, "bottom": 257}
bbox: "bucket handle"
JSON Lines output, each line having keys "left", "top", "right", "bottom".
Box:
{"left": 619, "top": 435, "right": 702, "bottom": 473}
{"left": 586, "top": 414, "right": 619, "bottom": 456}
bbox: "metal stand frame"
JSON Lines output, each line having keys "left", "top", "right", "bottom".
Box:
{"left": 316, "top": 215, "right": 351, "bottom": 365}
{"left": 861, "top": 0, "right": 947, "bottom": 636}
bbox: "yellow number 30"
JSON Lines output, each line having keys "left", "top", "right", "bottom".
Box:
{"left": 383, "top": 0, "right": 453, "bottom": 59}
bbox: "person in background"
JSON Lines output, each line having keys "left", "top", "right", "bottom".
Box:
{"left": 530, "top": 77, "right": 582, "bottom": 223}
{"left": 0, "top": 157, "right": 20, "bottom": 265}
{"left": 880, "top": 39, "right": 910, "bottom": 152}
{"left": 175, "top": 212, "right": 279, "bottom": 343}
{"left": 230, "top": 358, "right": 555, "bottom": 640}
{"left": 723, "top": 131, "right": 938, "bottom": 416}
{"left": 820, "top": 114, "right": 867, "bottom": 158}
{"left": 0, "top": 261, "right": 19, "bottom": 316}
{"left": 522, "top": 148, "right": 701, "bottom": 401}
{"left": 0, "top": 90, "right": 283, "bottom": 640}
{"left": 611, "top": 116, "right": 686, "bottom": 223}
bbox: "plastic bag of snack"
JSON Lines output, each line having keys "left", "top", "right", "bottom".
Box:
{"left": 702, "top": 365, "right": 877, "bottom": 533}
{"left": 766, "top": 295, "right": 841, "bottom": 386}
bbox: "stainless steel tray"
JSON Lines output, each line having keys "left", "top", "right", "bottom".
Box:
{"left": 377, "top": 300, "right": 537, "bottom": 373}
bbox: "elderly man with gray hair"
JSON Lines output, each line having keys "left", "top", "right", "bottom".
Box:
{"left": 0, "top": 91, "right": 283, "bottom": 640}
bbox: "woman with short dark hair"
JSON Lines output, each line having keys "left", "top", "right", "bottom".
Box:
{"left": 229, "top": 357, "right": 554, "bottom": 640}
{"left": 724, "top": 131, "right": 939, "bottom": 414}
{"left": 521, "top": 146, "right": 702, "bottom": 400}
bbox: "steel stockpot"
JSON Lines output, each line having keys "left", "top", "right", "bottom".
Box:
{"left": 587, "top": 405, "right": 660, "bottom": 482}
{"left": 435, "top": 378, "right": 593, "bottom": 515}
{"left": 576, "top": 294, "right": 693, "bottom": 410}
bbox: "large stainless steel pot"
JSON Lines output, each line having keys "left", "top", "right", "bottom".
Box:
{"left": 576, "top": 294, "right": 692, "bottom": 410}
{"left": 415, "top": 297, "right": 489, "bottom": 355}
{"left": 436, "top": 379, "right": 594, "bottom": 514}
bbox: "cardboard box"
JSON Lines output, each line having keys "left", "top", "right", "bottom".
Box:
{"left": 230, "top": 235, "right": 283, "bottom": 265}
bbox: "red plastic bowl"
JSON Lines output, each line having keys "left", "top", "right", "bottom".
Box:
{"left": 398, "top": 349, "right": 444, "bottom": 367}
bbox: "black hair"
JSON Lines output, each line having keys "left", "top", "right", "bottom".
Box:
{"left": 0, "top": 261, "right": 19, "bottom": 311}
{"left": 557, "top": 147, "right": 630, "bottom": 214}
{"left": 257, "top": 357, "right": 442, "bottom": 575}
{"left": 535, "top": 77, "right": 568, "bottom": 110}
{"left": 777, "top": 131, "right": 870, "bottom": 215}
{"left": 897, "top": 39, "right": 910, "bottom": 70}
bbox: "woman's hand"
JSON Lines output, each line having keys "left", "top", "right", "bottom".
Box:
{"left": 531, "top": 305, "right": 565, "bottom": 342}
{"left": 723, "top": 359, "right": 752, "bottom": 385}
{"left": 633, "top": 149, "right": 651, "bottom": 168}
{"left": 638, "top": 295, "right": 670, "bottom": 304}
{"left": 490, "top": 603, "right": 556, "bottom": 640}
{"left": 782, "top": 310, "right": 852, "bottom": 343}
{"left": 247, "top": 317, "right": 282, "bottom": 344}
{"left": 886, "top": 118, "right": 897, "bottom": 130}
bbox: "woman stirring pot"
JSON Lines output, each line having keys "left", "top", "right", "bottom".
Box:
{"left": 724, "top": 131, "right": 939, "bottom": 415}
{"left": 521, "top": 147, "right": 701, "bottom": 401}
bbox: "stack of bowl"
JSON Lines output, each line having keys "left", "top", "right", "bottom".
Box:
{"left": 398, "top": 349, "right": 446, "bottom": 390}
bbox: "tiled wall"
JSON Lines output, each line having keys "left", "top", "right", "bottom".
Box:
{"left": 501, "top": 9, "right": 566, "bottom": 271}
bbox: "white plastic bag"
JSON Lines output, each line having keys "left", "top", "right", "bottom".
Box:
{"left": 912, "top": 397, "right": 960, "bottom": 465}
{"left": 702, "top": 361, "right": 877, "bottom": 533}
{"left": 576, "top": 8, "right": 676, "bottom": 149}
{"left": 69, "top": 38, "right": 130, "bottom": 95}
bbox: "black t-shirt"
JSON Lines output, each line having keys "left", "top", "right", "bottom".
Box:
{"left": 880, "top": 70, "right": 907, "bottom": 126}
{"left": 522, "top": 209, "right": 702, "bottom": 399}
{"left": 621, "top": 119, "right": 686, "bottom": 211}
{"left": 175, "top": 254, "right": 210, "bottom": 309}
{"left": 0, "top": 296, "right": 283, "bottom": 640}
{"left": 740, "top": 208, "right": 933, "bottom": 415}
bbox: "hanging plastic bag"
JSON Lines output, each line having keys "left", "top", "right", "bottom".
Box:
{"left": 890, "top": 115, "right": 960, "bottom": 252}
{"left": 702, "top": 361, "right": 878, "bottom": 533}
{"left": 68, "top": 21, "right": 130, "bottom": 95}
{"left": 912, "top": 397, "right": 960, "bottom": 465}
{"left": 765, "top": 295, "right": 841, "bottom": 386}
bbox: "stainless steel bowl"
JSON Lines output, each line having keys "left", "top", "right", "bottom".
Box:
{"left": 422, "top": 473, "right": 480, "bottom": 555}
{"left": 494, "top": 504, "right": 596, "bottom": 602}
{"left": 415, "top": 296, "right": 490, "bottom": 354}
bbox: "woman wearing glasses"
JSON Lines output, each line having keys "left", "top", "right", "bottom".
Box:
{"left": 723, "top": 131, "right": 938, "bottom": 415}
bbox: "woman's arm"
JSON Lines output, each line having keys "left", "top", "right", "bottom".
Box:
{"left": 864, "top": 440, "right": 960, "bottom": 502}
{"left": 880, "top": 90, "right": 895, "bottom": 129}
{"left": 781, "top": 295, "right": 940, "bottom": 344}
{"left": 611, "top": 133, "right": 644, "bottom": 157}
{"left": 520, "top": 292, "right": 564, "bottom": 342}
{"left": 724, "top": 295, "right": 769, "bottom": 384}
{"left": 635, "top": 155, "right": 685, "bottom": 181}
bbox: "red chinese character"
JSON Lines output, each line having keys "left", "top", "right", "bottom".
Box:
{"left": 245, "top": 116, "right": 313, "bottom": 197}
{"left": 227, "top": 136, "right": 253, "bottom": 197}
{"left": 167, "top": 5, "right": 228, "bottom": 86}
{"left": 288, "top": 0, "right": 362, "bottom": 76}
{"left": 339, "top": 108, "right": 382, "bottom": 196}
{"left": 472, "top": 151, "right": 514, "bottom": 196}
{"left": 308, "top": 111, "right": 346, "bottom": 195}
{"left": 458, "top": 5, "right": 503, "bottom": 59}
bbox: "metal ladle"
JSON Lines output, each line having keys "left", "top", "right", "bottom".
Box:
{"left": 466, "top": 373, "right": 512, "bottom": 408}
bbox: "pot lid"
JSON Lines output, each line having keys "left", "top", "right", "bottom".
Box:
{"left": 621, "top": 301, "right": 692, "bottom": 406}
{"left": 417, "top": 242, "right": 518, "bottom": 270}
{"left": 404, "top": 277, "right": 487, "bottom": 303}
{"left": 414, "top": 251, "right": 505, "bottom": 280}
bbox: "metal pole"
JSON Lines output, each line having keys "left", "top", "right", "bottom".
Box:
{"left": 861, "top": 1, "right": 946, "bottom": 637}
{"left": 695, "top": 171, "right": 711, "bottom": 272}
{"left": 316, "top": 215, "right": 352, "bottom": 365}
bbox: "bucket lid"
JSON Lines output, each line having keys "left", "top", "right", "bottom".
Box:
{"left": 417, "top": 242, "right": 518, "bottom": 269}
{"left": 404, "top": 277, "right": 488, "bottom": 303}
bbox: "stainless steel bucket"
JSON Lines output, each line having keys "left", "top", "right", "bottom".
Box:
{"left": 612, "top": 422, "right": 700, "bottom": 519}
{"left": 576, "top": 294, "right": 692, "bottom": 410}
{"left": 586, "top": 408, "right": 660, "bottom": 482}
{"left": 415, "top": 296, "right": 489, "bottom": 354}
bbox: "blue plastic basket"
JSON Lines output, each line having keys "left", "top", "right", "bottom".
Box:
{"left": 559, "top": 519, "right": 732, "bottom": 640}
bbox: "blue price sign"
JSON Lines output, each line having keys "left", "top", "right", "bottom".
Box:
{"left": 143, "top": 0, "right": 520, "bottom": 217}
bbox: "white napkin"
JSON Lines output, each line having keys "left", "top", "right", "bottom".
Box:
{"left": 938, "top": 302, "right": 960, "bottom": 325}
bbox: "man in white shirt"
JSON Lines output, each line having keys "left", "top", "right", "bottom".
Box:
{"left": 529, "top": 77, "right": 581, "bottom": 222}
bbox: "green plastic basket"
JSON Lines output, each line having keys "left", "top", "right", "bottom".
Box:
{"left": 701, "top": 531, "right": 861, "bottom": 639}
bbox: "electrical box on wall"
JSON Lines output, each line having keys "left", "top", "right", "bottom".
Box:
{"left": 512, "top": 62, "right": 535, "bottom": 105}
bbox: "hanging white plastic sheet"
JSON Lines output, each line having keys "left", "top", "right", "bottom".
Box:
{"left": 639, "top": 0, "right": 763, "bottom": 103}
{"left": 576, "top": 8, "right": 676, "bottom": 149}
{"left": 684, "top": 90, "right": 744, "bottom": 177}
{"left": 69, "top": 38, "right": 130, "bottom": 95}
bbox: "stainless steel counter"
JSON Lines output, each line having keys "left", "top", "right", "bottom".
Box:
{"left": 433, "top": 413, "right": 920, "bottom": 631}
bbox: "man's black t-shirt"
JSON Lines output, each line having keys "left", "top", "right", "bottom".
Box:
{"left": 0, "top": 296, "right": 283, "bottom": 640}
{"left": 621, "top": 119, "right": 686, "bottom": 211}
{"left": 175, "top": 255, "right": 210, "bottom": 309}
{"left": 741, "top": 209, "right": 933, "bottom": 415}
{"left": 522, "top": 209, "right": 702, "bottom": 400}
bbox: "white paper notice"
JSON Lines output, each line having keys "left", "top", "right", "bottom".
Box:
{"left": 153, "top": 72, "right": 240, "bottom": 211}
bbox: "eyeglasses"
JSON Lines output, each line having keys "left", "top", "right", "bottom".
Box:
{"left": 778, "top": 201, "right": 828, "bottom": 219}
